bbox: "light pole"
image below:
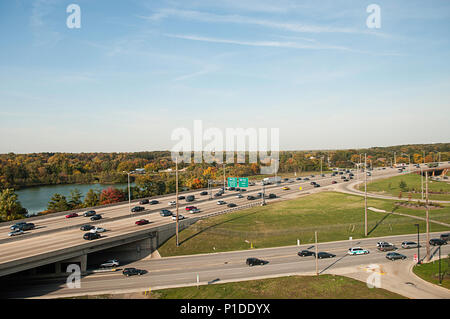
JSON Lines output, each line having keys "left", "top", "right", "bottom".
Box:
{"left": 223, "top": 163, "right": 226, "bottom": 193}
{"left": 364, "top": 153, "right": 368, "bottom": 237}
{"left": 315, "top": 231, "right": 319, "bottom": 276}
{"left": 438, "top": 246, "right": 442, "bottom": 285}
{"left": 425, "top": 171, "right": 430, "bottom": 261}
{"left": 175, "top": 157, "right": 179, "bottom": 247}
{"left": 123, "top": 171, "right": 132, "bottom": 214}
{"left": 414, "top": 223, "right": 420, "bottom": 264}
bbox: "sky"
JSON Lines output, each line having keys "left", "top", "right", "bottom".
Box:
{"left": 0, "top": 0, "right": 449, "bottom": 153}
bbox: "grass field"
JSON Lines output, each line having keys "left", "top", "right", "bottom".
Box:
{"left": 413, "top": 257, "right": 450, "bottom": 290}
{"left": 359, "top": 173, "right": 450, "bottom": 201}
{"left": 158, "top": 192, "right": 450, "bottom": 257}
{"left": 69, "top": 275, "right": 405, "bottom": 299}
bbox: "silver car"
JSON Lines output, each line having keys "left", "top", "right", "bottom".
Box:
{"left": 401, "top": 241, "right": 419, "bottom": 249}
{"left": 100, "top": 259, "right": 119, "bottom": 268}
{"left": 8, "top": 229, "right": 24, "bottom": 237}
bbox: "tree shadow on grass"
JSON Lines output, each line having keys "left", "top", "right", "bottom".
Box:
{"left": 179, "top": 210, "right": 263, "bottom": 246}
{"left": 367, "top": 206, "right": 398, "bottom": 236}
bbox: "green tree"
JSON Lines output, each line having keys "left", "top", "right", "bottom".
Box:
{"left": 399, "top": 180, "right": 408, "bottom": 191}
{"left": 68, "top": 188, "right": 83, "bottom": 209}
{"left": 84, "top": 189, "right": 100, "bottom": 208}
{"left": 47, "top": 193, "right": 70, "bottom": 212}
{"left": 0, "top": 189, "right": 27, "bottom": 221}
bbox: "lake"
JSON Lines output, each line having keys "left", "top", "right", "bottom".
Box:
{"left": 16, "top": 183, "right": 135, "bottom": 215}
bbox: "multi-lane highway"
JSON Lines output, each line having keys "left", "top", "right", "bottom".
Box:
{"left": 1, "top": 232, "right": 448, "bottom": 299}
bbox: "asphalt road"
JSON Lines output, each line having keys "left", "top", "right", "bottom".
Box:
{"left": 1, "top": 232, "right": 448, "bottom": 299}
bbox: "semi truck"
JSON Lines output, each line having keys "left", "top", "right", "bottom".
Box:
{"left": 262, "top": 176, "right": 281, "bottom": 185}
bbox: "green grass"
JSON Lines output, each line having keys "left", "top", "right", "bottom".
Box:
{"left": 69, "top": 275, "right": 405, "bottom": 299}
{"left": 413, "top": 257, "right": 450, "bottom": 290}
{"left": 359, "top": 173, "right": 450, "bottom": 201}
{"left": 159, "top": 192, "right": 450, "bottom": 257}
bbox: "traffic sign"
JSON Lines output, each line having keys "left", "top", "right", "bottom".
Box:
{"left": 227, "top": 177, "right": 238, "bottom": 187}
{"left": 238, "top": 177, "right": 249, "bottom": 188}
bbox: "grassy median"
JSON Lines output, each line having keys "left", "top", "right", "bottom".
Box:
{"left": 359, "top": 173, "right": 450, "bottom": 201}
{"left": 413, "top": 257, "right": 450, "bottom": 290}
{"left": 70, "top": 275, "right": 405, "bottom": 299}
{"left": 159, "top": 191, "right": 450, "bottom": 257}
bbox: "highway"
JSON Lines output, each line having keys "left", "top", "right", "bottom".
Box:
{"left": 1, "top": 232, "right": 448, "bottom": 298}
{"left": 0, "top": 163, "right": 448, "bottom": 268}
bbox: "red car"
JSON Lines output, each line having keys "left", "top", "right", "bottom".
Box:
{"left": 331, "top": 181, "right": 337, "bottom": 184}
{"left": 185, "top": 206, "right": 197, "bottom": 211}
{"left": 65, "top": 213, "right": 78, "bottom": 218}
{"left": 135, "top": 219, "right": 149, "bottom": 226}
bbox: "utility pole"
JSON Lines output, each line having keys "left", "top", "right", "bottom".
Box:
{"left": 223, "top": 163, "right": 226, "bottom": 193}
{"left": 414, "top": 224, "right": 420, "bottom": 264}
{"left": 364, "top": 153, "right": 368, "bottom": 237}
{"left": 315, "top": 231, "right": 319, "bottom": 276}
{"left": 176, "top": 157, "right": 179, "bottom": 247}
{"left": 394, "top": 152, "right": 396, "bottom": 166}
{"left": 425, "top": 171, "right": 430, "bottom": 261}
{"left": 123, "top": 171, "right": 132, "bottom": 215}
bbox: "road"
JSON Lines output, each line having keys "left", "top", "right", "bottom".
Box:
{"left": 1, "top": 232, "right": 448, "bottom": 299}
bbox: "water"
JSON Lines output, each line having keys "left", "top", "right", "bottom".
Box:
{"left": 15, "top": 183, "right": 135, "bottom": 216}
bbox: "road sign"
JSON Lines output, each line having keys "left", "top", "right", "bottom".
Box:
{"left": 227, "top": 177, "right": 238, "bottom": 187}
{"left": 238, "top": 177, "right": 249, "bottom": 188}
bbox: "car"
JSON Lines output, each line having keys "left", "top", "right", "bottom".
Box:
{"left": 135, "top": 219, "right": 150, "bottom": 225}
{"left": 10, "top": 222, "right": 27, "bottom": 230}
{"left": 317, "top": 252, "right": 336, "bottom": 259}
{"left": 83, "top": 210, "right": 96, "bottom": 217}
{"left": 429, "top": 238, "right": 447, "bottom": 246}
{"left": 217, "top": 200, "right": 226, "bottom": 205}
{"left": 282, "top": 187, "right": 290, "bottom": 190}
{"left": 168, "top": 201, "right": 176, "bottom": 206}
{"left": 90, "top": 214, "right": 102, "bottom": 221}
{"left": 14, "top": 223, "right": 35, "bottom": 231}
{"left": 343, "top": 179, "right": 349, "bottom": 182}
{"left": 298, "top": 250, "right": 315, "bottom": 257}
{"left": 235, "top": 188, "right": 241, "bottom": 191}
{"left": 341, "top": 176, "right": 346, "bottom": 179}
{"left": 348, "top": 247, "right": 369, "bottom": 255}
{"left": 367, "top": 172, "right": 372, "bottom": 176}
{"left": 160, "top": 210, "right": 172, "bottom": 217}
{"left": 268, "top": 193, "right": 277, "bottom": 199}
{"left": 377, "top": 243, "right": 395, "bottom": 251}
{"left": 240, "top": 189, "right": 247, "bottom": 192}
{"left": 65, "top": 213, "right": 78, "bottom": 218}
{"left": 131, "top": 206, "right": 145, "bottom": 213}
{"left": 376, "top": 241, "right": 393, "bottom": 247}
{"left": 401, "top": 241, "right": 419, "bottom": 249}
{"left": 386, "top": 252, "right": 407, "bottom": 261}
{"left": 246, "top": 258, "right": 268, "bottom": 266}
{"left": 83, "top": 232, "right": 101, "bottom": 240}
{"left": 80, "top": 224, "right": 94, "bottom": 231}
{"left": 440, "top": 233, "right": 450, "bottom": 242}
{"left": 321, "top": 174, "right": 325, "bottom": 177}
{"left": 90, "top": 227, "right": 106, "bottom": 233}
{"left": 190, "top": 208, "right": 201, "bottom": 214}
{"left": 100, "top": 259, "right": 119, "bottom": 268}
{"left": 172, "top": 214, "right": 185, "bottom": 221}
{"left": 185, "top": 206, "right": 197, "bottom": 211}
{"left": 186, "top": 195, "right": 195, "bottom": 202}
{"left": 149, "top": 200, "right": 159, "bottom": 205}
{"left": 8, "top": 229, "right": 24, "bottom": 237}
{"left": 122, "top": 268, "right": 146, "bottom": 276}
{"left": 228, "top": 187, "right": 235, "bottom": 191}
{"left": 303, "top": 177, "right": 310, "bottom": 181}
{"left": 310, "top": 175, "right": 315, "bottom": 178}
{"left": 227, "top": 203, "right": 237, "bottom": 208}
{"left": 178, "top": 196, "right": 185, "bottom": 200}
{"left": 200, "top": 191, "right": 208, "bottom": 196}
{"left": 139, "top": 199, "right": 149, "bottom": 205}
{"left": 247, "top": 195, "right": 256, "bottom": 200}
{"left": 331, "top": 181, "right": 337, "bottom": 184}
{"left": 313, "top": 184, "right": 320, "bottom": 188}
{"left": 214, "top": 193, "right": 222, "bottom": 197}
{"left": 296, "top": 177, "right": 302, "bottom": 180}
{"left": 236, "top": 194, "right": 244, "bottom": 198}
{"left": 310, "top": 181, "right": 316, "bottom": 185}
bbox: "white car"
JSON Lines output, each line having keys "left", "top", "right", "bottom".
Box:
{"left": 168, "top": 201, "right": 176, "bottom": 206}
{"left": 172, "top": 215, "right": 185, "bottom": 221}
{"left": 217, "top": 200, "right": 226, "bottom": 205}
{"left": 8, "top": 229, "right": 24, "bottom": 237}
{"left": 190, "top": 208, "right": 201, "bottom": 214}
{"left": 236, "top": 194, "right": 244, "bottom": 198}
{"left": 376, "top": 241, "right": 393, "bottom": 248}
{"left": 90, "top": 227, "right": 106, "bottom": 233}
{"left": 348, "top": 247, "right": 369, "bottom": 255}
{"left": 100, "top": 259, "right": 119, "bottom": 268}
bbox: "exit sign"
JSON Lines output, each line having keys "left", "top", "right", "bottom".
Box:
{"left": 227, "top": 177, "right": 238, "bottom": 187}
{"left": 238, "top": 177, "right": 249, "bottom": 188}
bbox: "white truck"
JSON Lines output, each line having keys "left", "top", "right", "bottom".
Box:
{"left": 262, "top": 176, "right": 282, "bottom": 185}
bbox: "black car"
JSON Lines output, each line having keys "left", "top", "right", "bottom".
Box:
{"left": 139, "top": 199, "right": 149, "bottom": 205}
{"left": 178, "top": 196, "right": 185, "bottom": 200}
{"left": 83, "top": 210, "right": 96, "bottom": 217}
{"left": 122, "top": 268, "right": 146, "bottom": 276}
{"left": 246, "top": 258, "right": 268, "bottom": 266}
{"left": 298, "top": 250, "right": 315, "bottom": 257}
{"left": 429, "top": 238, "right": 447, "bottom": 246}
{"left": 200, "top": 191, "right": 208, "bottom": 196}
{"left": 10, "top": 222, "right": 27, "bottom": 230}
{"left": 296, "top": 177, "right": 302, "bottom": 180}
{"left": 83, "top": 232, "right": 101, "bottom": 240}
{"left": 247, "top": 195, "right": 256, "bottom": 200}
{"left": 386, "top": 252, "right": 406, "bottom": 261}
{"left": 303, "top": 177, "right": 310, "bottom": 181}
{"left": 149, "top": 200, "right": 159, "bottom": 205}
{"left": 214, "top": 193, "right": 222, "bottom": 197}
{"left": 186, "top": 195, "right": 195, "bottom": 202}
{"left": 310, "top": 182, "right": 316, "bottom": 185}
{"left": 90, "top": 214, "right": 102, "bottom": 221}
{"left": 160, "top": 209, "right": 172, "bottom": 217}
{"left": 317, "top": 252, "right": 336, "bottom": 259}
{"left": 440, "top": 233, "right": 450, "bottom": 242}
{"left": 131, "top": 206, "right": 145, "bottom": 213}
{"left": 313, "top": 184, "right": 320, "bottom": 188}
{"left": 15, "top": 223, "right": 35, "bottom": 231}
{"left": 227, "top": 203, "right": 237, "bottom": 208}
{"left": 80, "top": 224, "right": 94, "bottom": 231}
{"left": 268, "top": 193, "right": 277, "bottom": 199}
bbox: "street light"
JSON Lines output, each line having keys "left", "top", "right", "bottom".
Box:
{"left": 414, "top": 223, "right": 420, "bottom": 264}
{"left": 122, "top": 171, "right": 132, "bottom": 214}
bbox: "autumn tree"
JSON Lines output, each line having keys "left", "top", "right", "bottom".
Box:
{"left": 99, "top": 187, "right": 125, "bottom": 205}
{"left": 0, "top": 189, "right": 27, "bottom": 221}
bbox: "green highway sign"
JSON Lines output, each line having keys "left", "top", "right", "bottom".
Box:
{"left": 238, "top": 177, "right": 249, "bottom": 188}
{"left": 227, "top": 177, "right": 238, "bottom": 187}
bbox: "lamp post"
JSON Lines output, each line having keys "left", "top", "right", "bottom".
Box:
{"left": 414, "top": 223, "right": 420, "bottom": 264}
{"left": 175, "top": 157, "right": 179, "bottom": 247}
{"left": 123, "top": 171, "right": 132, "bottom": 214}
{"left": 364, "top": 153, "right": 368, "bottom": 237}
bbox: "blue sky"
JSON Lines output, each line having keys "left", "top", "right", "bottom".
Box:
{"left": 0, "top": 0, "right": 449, "bottom": 153}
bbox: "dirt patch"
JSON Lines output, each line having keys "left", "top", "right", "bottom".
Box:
{"left": 394, "top": 202, "right": 442, "bottom": 210}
